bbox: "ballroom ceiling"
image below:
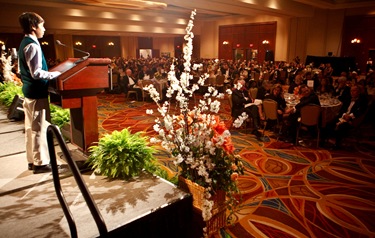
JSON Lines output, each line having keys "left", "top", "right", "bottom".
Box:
{"left": 49, "top": 0, "right": 375, "bottom": 18}
{"left": 0, "top": 0, "right": 374, "bottom": 36}
{"left": 67, "top": 0, "right": 375, "bottom": 18}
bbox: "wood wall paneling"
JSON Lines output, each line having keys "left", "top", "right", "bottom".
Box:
{"left": 218, "top": 22, "right": 277, "bottom": 62}
{"left": 341, "top": 15, "right": 375, "bottom": 73}
{"left": 138, "top": 37, "right": 153, "bottom": 49}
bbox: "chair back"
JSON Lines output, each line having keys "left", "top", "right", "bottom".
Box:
{"left": 141, "top": 80, "right": 153, "bottom": 88}
{"left": 228, "top": 94, "right": 234, "bottom": 117}
{"left": 228, "top": 94, "right": 233, "bottom": 110}
{"left": 253, "top": 72, "right": 260, "bottom": 82}
{"left": 208, "top": 77, "right": 216, "bottom": 86}
{"left": 215, "top": 75, "right": 225, "bottom": 86}
{"left": 249, "top": 88, "right": 258, "bottom": 99}
{"left": 279, "top": 70, "right": 287, "bottom": 81}
{"left": 300, "top": 104, "right": 321, "bottom": 126}
{"left": 262, "top": 99, "right": 278, "bottom": 121}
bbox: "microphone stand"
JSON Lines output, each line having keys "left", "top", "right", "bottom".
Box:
{"left": 56, "top": 40, "right": 90, "bottom": 64}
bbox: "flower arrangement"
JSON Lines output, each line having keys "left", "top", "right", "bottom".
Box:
{"left": 143, "top": 9, "right": 245, "bottom": 234}
{"left": 0, "top": 45, "right": 22, "bottom": 85}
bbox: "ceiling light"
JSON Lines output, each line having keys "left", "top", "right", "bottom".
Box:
{"left": 72, "top": 0, "right": 167, "bottom": 10}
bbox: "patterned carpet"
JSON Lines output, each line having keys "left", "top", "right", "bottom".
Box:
{"left": 97, "top": 92, "right": 375, "bottom": 238}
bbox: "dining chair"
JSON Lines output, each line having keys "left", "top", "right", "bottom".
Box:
{"left": 249, "top": 88, "right": 258, "bottom": 99}
{"left": 228, "top": 94, "right": 234, "bottom": 127}
{"left": 208, "top": 76, "right": 216, "bottom": 86}
{"left": 215, "top": 75, "right": 225, "bottom": 92}
{"left": 296, "top": 104, "right": 321, "bottom": 147}
{"left": 253, "top": 72, "right": 260, "bottom": 86}
{"left": 141, "top": 80, "right": 153, "bottom": 101}
{"left": 126, "top": 90, "right": 138, "bottom": 101}
{"left": 262, "top": 99, "right": 282, "bottom": 139}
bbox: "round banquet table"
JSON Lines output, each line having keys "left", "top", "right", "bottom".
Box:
{"left": 284, "top": 93, "right": 342, "bottom": 128}
{"left": 319, "top": 96, "right": 342, "bottom": 127}
{"left": 153, "top": 78, "right": 169, "bottom": 100}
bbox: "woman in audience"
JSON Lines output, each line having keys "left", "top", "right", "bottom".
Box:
{"left": 264, "top": 84, "right": 293, "bottom": 131}
{"left": 316, "top": 76, "right": 334, "bottom": 95}
{"left": 265, "top": 84, "right": 293, "bottom": 119}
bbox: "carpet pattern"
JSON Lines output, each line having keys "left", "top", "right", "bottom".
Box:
{"left": 97, "top": 93, "right": 375, "bottom": 237}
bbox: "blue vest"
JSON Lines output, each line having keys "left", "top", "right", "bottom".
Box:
{"left": 18, "top": 36, "right": 49, "bottom": 99}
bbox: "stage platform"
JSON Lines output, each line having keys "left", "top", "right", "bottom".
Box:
{"left": 0, "top": 106, "right": 197, "bottom": 238}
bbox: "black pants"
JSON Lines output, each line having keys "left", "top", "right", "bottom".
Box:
{"left": 334, "top": 121, "right": 353, "bottom": 146}
{"left": 244, "top": 105, "right": 260, "bottom": 129}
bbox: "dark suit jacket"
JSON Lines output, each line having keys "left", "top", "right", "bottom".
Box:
{"left": 138, "top": 71, "right": 148, "bottom": 80}
{"left": 256, "top": 86, "right": 270, "bottom": 100}
{"left": 295, "top": 92, "right": 321, "bottom": 115}
{"left": 340, "top": 94, "right": 368, "bottom": 119}
{"left": 334, "top": 86, "right": 351, "bottom": 114}
{"left": 123, "top": 75, "right": 138, "bottom": 93}
{"left": 231, "top": 88, "right": 252, "bottom": 118}
{"left": 123, "top": 75, "right": 142, "bottom": 101}
{"left": 288, "top": 82, "right": 300, "bottom": 94}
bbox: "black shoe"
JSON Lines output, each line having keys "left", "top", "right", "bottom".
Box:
{"left": 252, "top": 129, "right": 262, "bottom": 138}
{"left": 33, "top": 164, "right": 52, "bottom": 174}
{"left": 33, "top": 164, "right": 69, "bottom": 174}
{"left": 28, "top": 163, "right": 33, "bottom": 171}
{"left": 283, "top": 136, "right": 296, "bottom": 144}
{"left": 332, "top": 144, "right": 342, "bottom": 150}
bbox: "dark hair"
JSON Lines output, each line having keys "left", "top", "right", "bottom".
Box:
{"left": 18, "top": 12, "right": 44, "bottom": 34}
{"left": 298, "top": 84, "right": 309, "bottom": 94}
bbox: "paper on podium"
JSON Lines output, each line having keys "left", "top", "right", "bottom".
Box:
{"left": 245, "top": 99, "right": 262, "bottom": 108}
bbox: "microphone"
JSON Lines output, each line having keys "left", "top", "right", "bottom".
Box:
{"left": 56, "top": 40, "right": 90, "bottom": 62}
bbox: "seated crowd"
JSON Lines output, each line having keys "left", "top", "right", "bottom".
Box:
{"left": 108, "top": 56, "right": 374, "bottom": 147}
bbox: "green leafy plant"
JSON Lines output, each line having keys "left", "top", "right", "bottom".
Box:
{"left": 50, "top": 104, "right": 70, "bottom": 128}
{"left": 0, "top": 82, "right": 23, "bottom": 106}
{"left": 87, "top": 128, "right": 168, "bottom": 180}
{"left": 0, "top": 82, "right": 70, "bottom": 128}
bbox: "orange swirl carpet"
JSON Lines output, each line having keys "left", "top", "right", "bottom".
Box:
{"left": 97, "top": 92, "right": 375, "bottom": 238}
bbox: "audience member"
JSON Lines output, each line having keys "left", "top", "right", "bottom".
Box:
{"left": 265, "top": 84, "right": 293, "bottom": 120}
{"left": 138, "top": 65, "right": 150, "bottom": 80}
{"left": 256, "top": 80, "right": 271, "bottom": 100}
{"left": 303, "top": 71, "right": 319, "bottom": 91}
{"left": 316, "top": 77, "right": 334, "bottom": 95}
{"left": 231, "top": 79, "right": 263, "bottom": 139}
{"left": 288, "top": 74, "right": 303, "bottom": 94}
{"left": 333, "top": 76, "right": 351, "bottom": 113}
{"left": 124, "top": 68, "right": 142, "bottom": 101}
{"left": 284, "top": 84, "right": 320, "bottom": 143}
{"left": 264, "top": 84, "right": 293, "bottom": 130}
{"left": 332, "top": 85, "right": 368, "bottom": 148}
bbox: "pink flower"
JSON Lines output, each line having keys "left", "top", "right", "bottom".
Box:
{"left": 231, "top": 172, "right": 239, "bottom": 181}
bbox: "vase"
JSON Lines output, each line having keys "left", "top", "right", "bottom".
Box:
{"left": 178, "top": 176, "right": 226, "bottom": 237}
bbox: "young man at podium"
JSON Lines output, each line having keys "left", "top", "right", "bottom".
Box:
{"left": 18, "top": 12, "right": 61, "bottom": 173}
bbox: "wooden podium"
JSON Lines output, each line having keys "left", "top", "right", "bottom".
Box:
{"left": 49, "top": 58, "right": 111, "bottom": 152}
